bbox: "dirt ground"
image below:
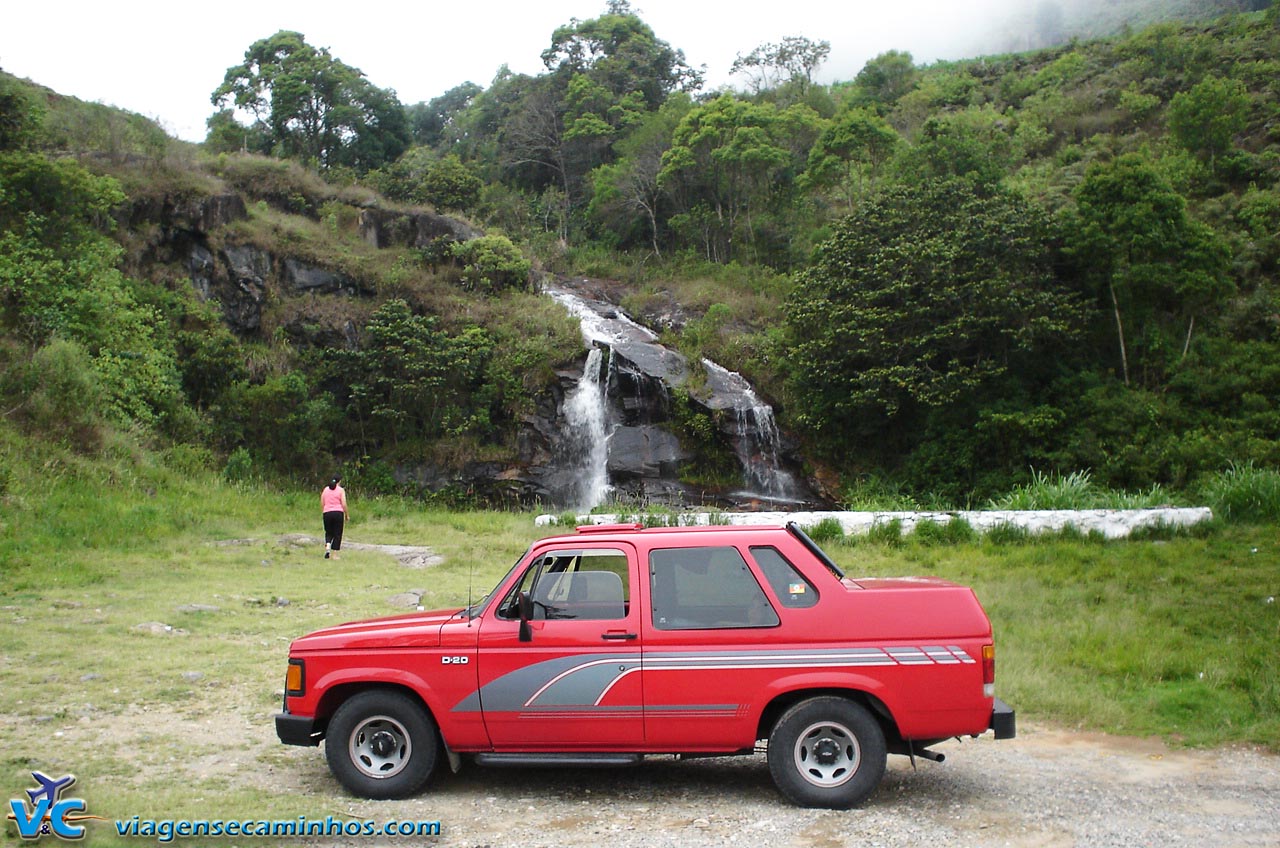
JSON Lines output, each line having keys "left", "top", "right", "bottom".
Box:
{"left": 71, "top": 693, "right": 1278, "bottom": 848}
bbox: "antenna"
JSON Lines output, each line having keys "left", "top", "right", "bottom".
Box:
{"left": 466, "top": 558, "right": 474, "bottom": 627}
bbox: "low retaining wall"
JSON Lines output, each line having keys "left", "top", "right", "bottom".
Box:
{"left": 538, "top": 508, "right": 1214, "bottom": 539}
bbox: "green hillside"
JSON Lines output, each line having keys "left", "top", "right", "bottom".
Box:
{"left": 1, "top": 1, "right": 1279, "bottom": 507}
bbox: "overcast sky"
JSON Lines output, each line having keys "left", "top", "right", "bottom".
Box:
{"left": 2, "top": 0, "right": 1018, "bottom": 143}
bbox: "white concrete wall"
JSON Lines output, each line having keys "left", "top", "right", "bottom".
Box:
{"left": 538, "top": 508, "right": 1214, "bottom": 539}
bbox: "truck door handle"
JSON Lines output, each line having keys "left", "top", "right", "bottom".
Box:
{"left": 601, "top": 631, "right": 637, "bottom": 640}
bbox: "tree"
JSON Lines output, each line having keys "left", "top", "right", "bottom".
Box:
{"left": 730, "top": 36, "right": 831, "bottom": 99}
{"left": 407, "top": 82, "right": 482, "bottom": 149}
{"left": 896, "top": 109, "right": 1013, "bottom": 188}
{"left": 852, "top": 51, "right": 918, "bottom": 109}
{"left": 1167, "top": 75, "right": 1250, "bottom": 174}
{"left": 203, "top": 108, "right": 270, "bottom": 154}
{"left": 211, "top": 30, "right": 409, "bottom": 172}
{"left": 497, "top": 77, "right": 574, "bottom": 239}
{"left": 587, "top": 94, "right": 691, "bottom": 255}
{"left": 364, "top": 148, "right": 482, "bottom": 211}
{"left": 659, "top": 95, "right": 795, "bottom": 262}
{"left": 0, "top": 153, "right": 183, "bottom": 427}
{"left": 786, "top": 179, "right": 1085, "bottom": 445}
{"left": 1066, "top": 153, "right": 1232, "bottom": 387}
{"left": 541, "top": 0, "right": 703, "bottom": 108}
{"left": 0, "top": 76, "right": 43, "bottom": 151}
{"left": 340, "top": 299, "right": 493, "bottom": 449}
{"left": 803, "top": 107, "right": 900, "bottom": 212}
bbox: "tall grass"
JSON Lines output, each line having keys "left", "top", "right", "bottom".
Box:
{"left": 985, "top": 469, "right": 1178, "bottom": 510}
{"left": 1198, "top": 462, "right": 1280, "bottom": 524}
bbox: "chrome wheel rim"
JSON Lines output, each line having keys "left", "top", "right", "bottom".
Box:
{"left": 348, "top": 714, "right": 412, "bottom": 779}
{"left": 792, "top": 720, "right": 860, "bottom": 788}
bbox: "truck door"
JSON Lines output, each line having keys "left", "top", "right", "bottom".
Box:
{"left": 642, "top": 543, "right": 782, "bottom": 749}
{"left": 470, "top": 544, "right": 644, "bottom": 748}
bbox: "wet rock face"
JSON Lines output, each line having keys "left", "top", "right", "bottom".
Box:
{"left": 606, "top": 425, "right": 687, "bottom": 481}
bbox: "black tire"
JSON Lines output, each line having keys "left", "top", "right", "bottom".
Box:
{"left": 766, "top": 696, "right": 887, "bottom": 809}
{"left": 324, "top": 689, "right": 439, "bottom": 799}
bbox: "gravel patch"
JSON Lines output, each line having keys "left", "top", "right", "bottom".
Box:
{"left": 290, "top": 722, "right": 1277, "bottom": 848}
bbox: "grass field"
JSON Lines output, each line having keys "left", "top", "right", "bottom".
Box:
{"left": 0, "top": 446, "right": 1277, "bottom": 844}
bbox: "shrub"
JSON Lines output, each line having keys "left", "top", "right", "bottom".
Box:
{"left": 866, "top": 518, "right": 904, "bottom": 547}
{"left": 913, "top": 517, "right": 977, "bottom": 546}
{"left": 11, "top": 339, "right": 108, "bottom": 452}
{"left": 222, "top": 446, "right": 255, "bottom": 484}
{"left": 348, "top": 459, "right": 401, "bottom": 497}
{"left": 984, "top": 522, "right": 1031, "bottom": 546}
{"left": 450, "top": 235, "right": 532, "bottom": 293}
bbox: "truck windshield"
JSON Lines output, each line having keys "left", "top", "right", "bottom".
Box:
{"left": 463, "top": 546, "right": 532, "bottom": 619}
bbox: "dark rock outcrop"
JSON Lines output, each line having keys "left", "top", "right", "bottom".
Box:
{"left": 125, "top": 192, "right": 246, "bottom": 234}
{"left": 282, "top": 258, "right": 362, "bottom": 295}
{"left": 212, "top": 244, "right": 271, "bottom": 333}
{"left": 358, "top": 208, "right": 482, "bottom": 249}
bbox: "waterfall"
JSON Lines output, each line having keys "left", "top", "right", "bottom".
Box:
{"left": 701, "top": 359, "right": 802, "bottom": 503}
{"left": 544, "top": 281, "right": 809, "bottom": 509}
{"left": 559, "top": 347, "right": 611, "bottom": 511}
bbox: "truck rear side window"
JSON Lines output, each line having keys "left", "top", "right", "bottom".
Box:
{"left": 750, "top": 546, "right": 819, "bottom": 608}
{"left": 649, "top": 546, "right": 779, "bottom": 630}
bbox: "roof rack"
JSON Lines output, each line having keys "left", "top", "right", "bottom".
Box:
{"left": 575, "top": 523, "right": 646, "bottom": 534}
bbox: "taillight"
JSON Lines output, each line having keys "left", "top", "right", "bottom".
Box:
{"left": 982, "top": 644, "right": 995, "bottom": 698}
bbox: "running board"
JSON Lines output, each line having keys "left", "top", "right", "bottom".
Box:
{"left": 474, "top": 752, "right": 643, "bottom": 768}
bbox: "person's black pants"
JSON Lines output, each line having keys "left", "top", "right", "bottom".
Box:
{"left": 323, "top": 511, "right": 345, "bottom": 550}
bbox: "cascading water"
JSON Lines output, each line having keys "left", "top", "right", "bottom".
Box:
{"left": 545, "top": 281, "right": 808, "bottom": 509}
{"left": 701, "top": 359, "right": 803, "bottom": 503}
{"left": 557, "top": 346, "right": 611, "bottom": 511}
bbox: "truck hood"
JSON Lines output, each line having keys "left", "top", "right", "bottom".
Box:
{"left": 291, "top": 607, "right": 465, "bottom": 651}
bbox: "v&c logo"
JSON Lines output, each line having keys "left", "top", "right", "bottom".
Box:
{"left": 7, "top": 772, "right": 102, "bottom": 841}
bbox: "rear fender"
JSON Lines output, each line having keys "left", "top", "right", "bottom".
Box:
{"left": 753, "top": 672, "right": 901, "bottom": 741}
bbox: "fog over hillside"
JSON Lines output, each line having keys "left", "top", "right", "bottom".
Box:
{"left": 823, "top": 0, "right": 1267, "bottom": 77}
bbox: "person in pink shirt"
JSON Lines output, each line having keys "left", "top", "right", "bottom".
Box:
{"left": 321, "top": 475, "right": 348, "bottom": 559}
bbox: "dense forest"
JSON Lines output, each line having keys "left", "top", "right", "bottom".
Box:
{"left": 1, "top": 0, "right": 1279, "bottom": 506}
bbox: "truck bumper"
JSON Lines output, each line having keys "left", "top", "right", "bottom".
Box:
{"left": 990, "top": 698, "right": 1016, "bottom": 739}
{"left": 275, "top": 712, "right": 323, "bottom": 747}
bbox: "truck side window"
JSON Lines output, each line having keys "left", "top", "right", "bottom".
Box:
{"left": 750, "top": 546, "right": 819, "bottom": 608}
{"left": 497, "top": 548, "right": 630, "bottom": 620}
{"left": 649, "top": 546, "right": 779, "bottom": 630}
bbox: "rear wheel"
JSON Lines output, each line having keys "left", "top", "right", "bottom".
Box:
{"left": 325, "top": 690, "right": 438, "bottom": 799}
{"left": 766, "top": 696, "right": 886, "bottom": 808}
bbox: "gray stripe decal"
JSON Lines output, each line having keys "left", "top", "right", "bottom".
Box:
{"left": 455, "top": 645, "right": 975, "bottom": 714}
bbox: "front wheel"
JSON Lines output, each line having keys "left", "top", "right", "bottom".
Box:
{"left": 325, "top": 689, "right": 439, "bottom": 799}
{"left": 766, "top": 696, "right": 886, "bottom": 808}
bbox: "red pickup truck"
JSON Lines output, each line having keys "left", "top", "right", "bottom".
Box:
{"left": 276, "top": 522, "right": 1015, "bottom": 808}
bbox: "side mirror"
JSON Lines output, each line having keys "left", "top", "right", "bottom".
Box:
{"left": 518, "top": 591, "right": 533, "bottom": 642}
